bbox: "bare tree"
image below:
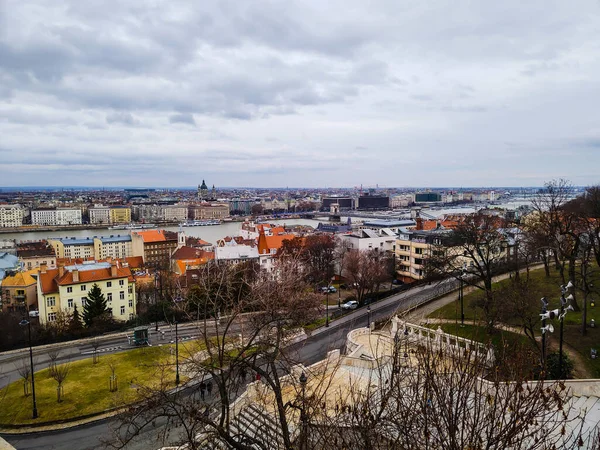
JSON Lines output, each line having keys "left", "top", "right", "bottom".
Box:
{"left": 108, "top": 360, "right": 118, "bottom": 392}
{"left": 92, "top": 337, "right": 100, "bottom": 364}
{"left": 426, "top": 213, "right": 509, "bottom": 331}
{"left": 15, "top": 358, "right": 31, "bottom": 396}
{"left": 342, "top": 249, "right": 389, "bottom": 306}
{"left": 51, "top": 362, "right": 70, "bottom": 403}
{"left": 108, "top": 259, "right": 323, "bottom": 450}
{"left": 47, "top": 348, "right": 61, "bottom": 378}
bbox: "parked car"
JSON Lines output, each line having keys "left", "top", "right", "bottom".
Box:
{"left": 320, "top": 286, "right": 337, "bottom": 293}
{"left": 28, "top": 310, "right": 39, "bottom": 318}
{"left": 341, "top": 300, "right": 359, "bottom": 310}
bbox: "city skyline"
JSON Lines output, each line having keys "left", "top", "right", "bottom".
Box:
{"left": 2, "top": 1, "right": 600, "bottom": 188}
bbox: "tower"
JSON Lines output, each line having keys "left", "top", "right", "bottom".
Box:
{"left": 198, "top": 180, "right": 208, "bottom": 200}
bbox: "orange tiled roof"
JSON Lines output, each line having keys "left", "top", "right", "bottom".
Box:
{"left": 1, "top": 270, "right": 37, "bottom": 287}
{"left": 132, "top": 229, "right": 167, "bottom": 243}
{"left": 39, "top": 266, "right": 134, "bottom": 294}
{"left": 257, "top": 231, "right": 296, "bottom": 255}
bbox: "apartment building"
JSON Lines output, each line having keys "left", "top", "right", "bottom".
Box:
{"left": 49, "top": 235, "right": 136, "bottom": 260}
{"left": 89, "top": 205, "right": 132, "bottom": 225}
{"left": 339, "top": 228, "right": 397, "bottom": 253}
{"left": 37, "top": 261, "right": 136, "bottom": 324}
{"left": 32, "top": 208, "right": 82, "bottom": 226}
{"left": 395, "top": 229, "right": 446, "bottom": 282}
{"left": 17, "top": 240, "right": 57, "bottom": 270}
{"left": 0, "top": 204, "right": 26, "bottom": 227}
{"left": 1, "top": 270, "right": 38, "bottom": 313}
{"left": 131, "top": 229, "right": 183, "bottom": 268}
{"left": 189, "top": 203, "right": 230, "bottom": 220}
{"left": 132, "top": 204, "right": 188, "bottom": 223}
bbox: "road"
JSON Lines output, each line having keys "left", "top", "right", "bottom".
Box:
{"left": 1, "top": 279, "right": 457, "bottom": 450}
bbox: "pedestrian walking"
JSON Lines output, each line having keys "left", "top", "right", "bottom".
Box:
{"left": 240, "top": 368, "right": 247, "bottom": 381}
{"left": 200, "top": 381, "right": 206, "bottom": 400}
{"left": 206, "top": 380, "right": 213, "bottom": 396}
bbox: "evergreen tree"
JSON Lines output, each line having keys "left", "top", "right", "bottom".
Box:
{"left": 82, "top": 283, "right": 108, "bottom": 326}
{"left": 71, "top": 304, "right": 83, "bottom": 331}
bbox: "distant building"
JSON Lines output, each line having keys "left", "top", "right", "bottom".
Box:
{"left": 36, "top": 261, "right": 136, "bottom": 325}
{"left": 89, "top": 205, "right": 132, "bottom": 225}
{"left": 189, "top": 203, "right": 230, "bottom": 220}
{"left": 198, "top": 180, "right": 209, "bottom": 200}
{"left": 229, "top": 199, "right": 257, "bottom": 215}
{"left": 339, "top": 228, "right": 397, "bottom": 253}
{"left": 357, "top": 195, "right": 389, "bottom": 210}
{"left": 0, "top": 252, "right": 19, "bottom": 280}
{"left": 414, "top": 192, "right": 442, "bottom": 203}
{"left": 31, "top": 208, "right": 82, "bottom": 226}
{"left": 321, "top": 197, "right": 353, "bottom": 211}
{"left": 0, "top": 204, "right": 26, "bottom": 227}
{"left": 132, "top": 204, "right": 188, "bottom": 223}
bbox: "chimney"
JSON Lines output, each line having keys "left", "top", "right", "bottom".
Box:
{"left": 111, "top": 262, "right": 118, "bottom": 277}
{"left": 40, "top": 263, "right": 47, "bottom": 274}
{"left": 416, "top": 216, "right": 423, "bottom": 231}
{"left": 72, "top": 269, "right": 79, "bottom": 283}
{"left": 59, "top": 266, "right": 65, "bottom": 277}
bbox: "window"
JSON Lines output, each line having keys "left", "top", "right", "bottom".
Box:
{"left": 107, "top": 281, "right": 112, "bottom": 288}
{"left": 66, "top": 286, "right": 72, "bottom": 293}
{"left": 120, "top": 306, "right": 125, "bottom": 315}
{"left": 129, "top": 299, "right": 133, "bottom": 308}
{"left": 48, "top": 312, "right": 57, "bottom": 322}
{"left": 119, "top": 279, "right": 124, "bottom": 286}
{"left": 107, "top": 293, "right": 112, "bottom": 301}
{"left": 46, "top": 297, "right": 56, "bottom": 307}
{"left": 81, "top": 285, "right": 87, "bottom": 291}
{"left": 81, "top": 298, "right": 87, "bottom": 307}
{"left": 67, "top": 299, "right": 73, "bottom": 308}
{"left": 120, "top": 291, "right": 125, "bottom": 300}
{"left": 128, "top": 285, "right": 133, "bottom": 294}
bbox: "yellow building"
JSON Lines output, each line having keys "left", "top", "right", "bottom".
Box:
{"left": 36, "top": 261, "right": 136, "bottom": 324}
{"left": 1, "top": 269, "right": 38, "bottom": 313}
{"left": 110, "top": 206, "right": 131, "bottom": 224}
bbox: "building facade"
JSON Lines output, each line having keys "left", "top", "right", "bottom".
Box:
{"left": 0, "top": 204, "right": 26, "bottom": 227}
{"left": 49, "top": 235, "right": 136, "bottom": 261}
{"left": 1, "top": 270, "right": 38, "bottom": 313}
{"left": 190, "top": 203, "right": 230, "bottom": 220}
{"left": 131, "top": 229, "right": 182, "bottom": 268}
{"left": 37, "top": 261, "right": 136, "bottom": 325}
{"left": 32, "top": 208, "right": 82, "bottom": 226}
{"left": 17, "top": 240, "right": 57, "bottom": 270}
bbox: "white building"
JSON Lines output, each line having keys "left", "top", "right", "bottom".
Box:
{"left": 88, "top": 205, "right": 111, "bottom": 225}
{"left": 32, "top": 208, "right": 82, "bottom": 226}
{"left": 339, "top": 228, "right": 397, "bottom": 253}
{"left": 0, "top": 204, "right": 26, "bottom": 227}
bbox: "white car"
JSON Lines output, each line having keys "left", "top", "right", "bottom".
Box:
{"left": 28, "top": 310, "right": 40, "bottom": 318}
{"left": 341, "top": 300, "right": 359, "bottom": 310}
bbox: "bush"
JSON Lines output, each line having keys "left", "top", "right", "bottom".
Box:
{"left": 544, "top": 351, "right": 574, "bottom": 380}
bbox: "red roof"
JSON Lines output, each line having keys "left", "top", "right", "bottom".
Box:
{"left": 132, "top": 229, "right": 167, "bottom": 243}
{"left": 39, "top": 265, "right": 134, "bottom": 294}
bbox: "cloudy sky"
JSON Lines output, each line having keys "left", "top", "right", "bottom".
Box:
{"left": 1, "top": 1, "right": 600, "bottom": 188}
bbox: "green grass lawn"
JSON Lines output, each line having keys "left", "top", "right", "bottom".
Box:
{"left": 0, "top": 340, "right": 204, "bottom": 426}
{"left": 428, "top": 266, "right": 600, "bottom": 377}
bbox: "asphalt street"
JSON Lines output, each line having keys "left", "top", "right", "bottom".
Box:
{"left": 1, "top": 279, "right": 457, "bottom": 450}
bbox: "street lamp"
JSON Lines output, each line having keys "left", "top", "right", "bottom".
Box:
{"left": 299, "top": 371, "right": 308, "bottom": 450}
{"left": 459, "top": 266, "right": 466, "bottom": 327}
{"left": 367, "top": 305, "right": 371, "bottom": 329}
{"left": 325, "top": 286, "right": 330, "bottom": 328}
{"left": 174, "top": 318, "right": 180, "bottom": 386}
{"left": 559, "top": 282, "right": 574, "bottom": 378}
{"left": 19, "top": 319, "right": 38, "bottom": 419}
{"left": 403, "top": 326, "right": 409, "bottom": 358}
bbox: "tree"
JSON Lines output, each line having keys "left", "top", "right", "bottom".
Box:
{"left": 51, "top": 362, "right": 70, "bottom": 403}
{"left": 15, "top": 358, "right": 31, "bottom": 396}
{"left": 251, "top": 204, "right": 264, "bottom": 216}
{"left": 71, "top": 304, "right": 83, "bottom": 332}
{"left": 82, "top": 283, "right": 108, "bottom": 326}
{"left": 426, "top": 213, "right": 509, "bottom": 332}
{"left": 47, "top": 348, "right": 61, "bottom": 378}
{"left": 342, "top": 249, "right": 389, "bottom": 306}
{"left": 108, "top": 259, "right": 323, "bottom": 449}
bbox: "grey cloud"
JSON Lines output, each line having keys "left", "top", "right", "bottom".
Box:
{"left": 169, "top": 113, "right": 196, "bottom": 126}
{"left": 106, "top": 112, "right": 141, "bottom": 126}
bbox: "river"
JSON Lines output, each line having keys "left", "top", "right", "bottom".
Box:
{"left": 1, "top": 219, "right": 326, "bottom": 245}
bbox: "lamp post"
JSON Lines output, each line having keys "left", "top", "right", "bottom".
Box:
{"left": 19, "top": 319, "right": 38, "bottom": 419}
{"left": 403, "top": 326, "right": 409, "bottom": 358}
{"left": 558, "top": 282, "right": 574, "bottom": 379}
{"left": 325, "top": 286, "right": 330, "bottom": 328}
{"left": 540, "top": 297, "right": 549, "bottom": 368}
{"left": 174, "top": 318, "right": 180, "bottom": 386}
{"left": 367, "top": 305, "right": 371, "bottom": 329}
{"left": 459, "top": 267, "right": 466, "bottom": 327}
{"left": 299, "top": 371, "right": 308, "bottom": 450}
